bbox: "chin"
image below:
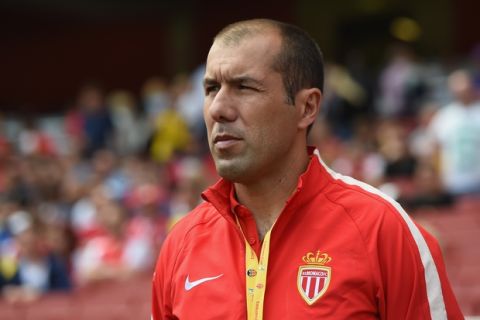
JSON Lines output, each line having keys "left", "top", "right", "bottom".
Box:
{"left": 215, "top": 158, "right": 249, "bottom": 182}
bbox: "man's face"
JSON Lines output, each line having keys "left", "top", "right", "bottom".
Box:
{"left": 203, "top": 31, "right": 299, "bottom": 183}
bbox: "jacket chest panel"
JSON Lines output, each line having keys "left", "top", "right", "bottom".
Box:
{"left": 262, "top": 204, "right": 379, "bottom": 318}
{"left": 171, "top": 226, "right": 246, "bottom": 319}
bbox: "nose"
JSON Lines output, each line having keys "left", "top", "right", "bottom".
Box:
{"left": 205, "top": 87, "right": 237, "bottom": 123}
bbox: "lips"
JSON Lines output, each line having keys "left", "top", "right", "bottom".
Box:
{"left": 213, "top": 134, "right": 241, "bottom": 143}
{"left": 212, "top": 133, "right": 242, "bottom": 149}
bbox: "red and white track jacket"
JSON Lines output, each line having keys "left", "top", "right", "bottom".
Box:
{"left": 152, "top": 149, "right": 463, "bottom": 319}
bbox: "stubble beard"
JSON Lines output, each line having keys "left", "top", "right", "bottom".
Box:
{"left": 213, "top": 152, "right": 254, "bottom": 183}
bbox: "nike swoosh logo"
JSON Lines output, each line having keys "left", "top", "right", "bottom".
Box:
{"left": 184, "top": 274, "right": 223, "bottom": 291}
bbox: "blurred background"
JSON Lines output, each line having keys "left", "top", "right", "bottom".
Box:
{"left": 0, "top": 0, "right": 479, "bottom": 318}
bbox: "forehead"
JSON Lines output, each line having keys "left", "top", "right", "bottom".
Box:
{"left": 205, "top": 32, "right": 281, "bottom": 80}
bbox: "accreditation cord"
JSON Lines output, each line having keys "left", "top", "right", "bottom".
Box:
{"left": 235, "top": 214, "right": 275, "bottom": 320}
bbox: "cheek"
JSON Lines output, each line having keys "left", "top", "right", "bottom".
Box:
{"left": 255, "top": 103, "right": 296, "bottom": 129}
{"left": 248, "top": 114, "right": 291, "bottom": 150}
{"left": 267, "top": 113, "right": 298, "bottom": 147}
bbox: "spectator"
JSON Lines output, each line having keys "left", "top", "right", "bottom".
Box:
{"left": 376, "top": 43, "right": 426, "bottom": 118}
{"left": 76, "top": 83, "right": 113, "bottom": 158}
{"left": 428, "top": 69, "right": 480, "bottom": 195}
{"left": 141, "top": 76, "right": 171, "bottom": 120}
{"left": 17, "top": 117, "right": 56, "bottom": 157}
{"left": 1, "top": 211, "right": 71, "bottom": 303}
{"left": 322, "top": 62, "right": 367, "bottom": 140}
{"left": 175, "top": 65, "right": 208, "bottom": 149}
{"left": 73, "top": 197, "right": 153, "bottom": 285}
{"left": 409, "top": 102, "right": 438, "bottom": 160}
{"left": 126, "top": 182, "right": 169, "bottom": 259}
{"left": 107, "top": 90, "right": 148, "bottom": 156}
{"left": 377, "top": 119, "right": 417, "bottom": 179}
{"left": 149, "top": 88, "right": 191, "bottom": 163}
{"left": 398, "top": 160, "right": 454, "bottom": 210}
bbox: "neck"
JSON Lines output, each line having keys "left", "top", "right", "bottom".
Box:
{"left": 234, "top": 147, "right": 310, "bottom": 240}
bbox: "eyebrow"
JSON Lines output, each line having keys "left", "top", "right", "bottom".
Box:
{"left": 203, "top": 75, "right": 263, "bottom": 87}
{"left": 203, "top": 78, "right": 218, "bottom": 87}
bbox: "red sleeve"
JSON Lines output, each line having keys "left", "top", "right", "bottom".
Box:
{"left": 417, "top": 224, "right": 464, "bottom": 319}
{"left": 374, "top": 207, "right": 463, "bottom": 320}
{"left": 151, "top": 235, "right": 176, "bottom": 320}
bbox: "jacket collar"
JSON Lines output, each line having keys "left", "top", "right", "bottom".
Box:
{"left": 201, "top": 147, "right": 330, "bottom": 220}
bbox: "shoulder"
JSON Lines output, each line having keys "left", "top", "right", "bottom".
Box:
{"left": 320, "top": 168, "right": 438, "bottom": 270}
{"left": 168, "top": 201, "right": 222, "bottom": 240}
{"left": 158, "top": 201, "right": 222, "bottom": 262}
{"left": 429, "top": 104, "right": 452, "bottom": 125}
{"left": 432, "top": 103, "right": 463, "bottom": 124}
{"left": 320, "top": 169, "right": 423, "bottom": 247}
{"left": 312, "top": 153, "right": 412, "bottom": 231}
{"left": 322, "top": 171, "right": 399, "bottom": 219}
{"left": 153, "top": 201, "right": 226, "bottom": 288}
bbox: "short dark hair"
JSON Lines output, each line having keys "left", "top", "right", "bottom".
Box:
{"left": 215, "top": 19, "right": 324, "bottom": 105}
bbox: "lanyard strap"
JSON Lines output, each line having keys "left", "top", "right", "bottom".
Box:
{"left": 235, "top": 215, "right": 273, "bottom": 320}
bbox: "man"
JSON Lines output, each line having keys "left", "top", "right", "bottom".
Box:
{"left": 152, "top": 19, "right": 463, "bottom": 319}
{"left": 428, "top": 69, "right": 480, "bottom": 196}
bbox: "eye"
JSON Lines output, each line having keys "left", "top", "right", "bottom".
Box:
{"left": 205, "top": 84, "right": 220, "bottom": 95}
{"left": 238, "top": 84, "right": 257, "bottom": 91}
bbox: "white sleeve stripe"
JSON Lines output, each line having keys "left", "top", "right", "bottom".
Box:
{"left": 314, "top": 150, "right": 447, "bottom": 320}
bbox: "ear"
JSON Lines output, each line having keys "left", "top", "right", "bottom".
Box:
{"left": 296, "top": 88, "right": 322, "bottom": 130}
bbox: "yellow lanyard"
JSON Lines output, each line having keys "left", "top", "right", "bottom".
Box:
{"left": 235, "top": 214, "right": 273, "bottom": 320}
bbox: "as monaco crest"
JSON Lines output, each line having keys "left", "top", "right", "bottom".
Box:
{"left": 297, "top": 251, "right": 332, "bottom": 305}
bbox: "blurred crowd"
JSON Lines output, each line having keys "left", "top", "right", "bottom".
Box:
{"left": 1, "top": 43, "right": 480, "bottom": 302}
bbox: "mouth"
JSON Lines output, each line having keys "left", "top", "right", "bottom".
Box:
{"left": 213, "top": 134, "right": 242, "bottom": 150}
